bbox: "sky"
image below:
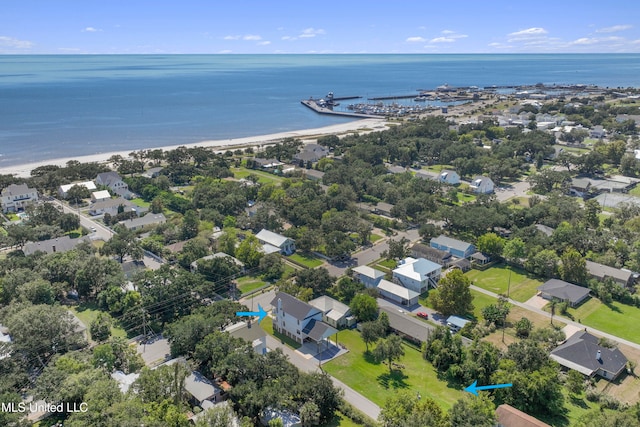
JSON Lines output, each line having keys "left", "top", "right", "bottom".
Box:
{"left": 1, "top": 0, "right": 640, "bottom": 54}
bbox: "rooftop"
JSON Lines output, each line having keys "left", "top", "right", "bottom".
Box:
{"left": 393, "top": 257, "right": 441, "bottom": 281}
{"left": 352, "top": 265, "right": 386, "bottom": 279}
{"left": 537, "top": 279, "right": 590, "bottom": 304}
{"left": 255, "top": 229, "right": 291, "bottom": 248}
{"left": 431, "top": 235, "right": 474, "bottom": 252}
{"left": 551, "top": 330, "right": 627, "bottom": 377}
{"left": 271, "top": 291, "right": 318, "bottom": 321}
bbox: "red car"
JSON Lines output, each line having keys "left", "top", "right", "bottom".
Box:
{"left": 417, "top": 312, "right": 428, "bottom": 319}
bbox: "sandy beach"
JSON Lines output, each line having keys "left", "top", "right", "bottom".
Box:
{"left": 0, "top": 118, "right": 387, "bottom": 178}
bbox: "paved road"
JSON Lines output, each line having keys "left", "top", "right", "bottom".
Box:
{"left": 494, "top": 180, "right": 531, "bottom": 202}
{"left": 471, "top": 284, "right": 640, "bottom": 351}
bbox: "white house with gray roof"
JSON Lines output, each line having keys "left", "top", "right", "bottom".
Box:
{"left": 1, "top": 183, "right": 38, "bottom": 213}
{"left": 439, "top": 170, "right": 460, "bottom": 185}
{"left": 23, "top": 235, "right": 91, "bottom": 256}
{"left": 352, "top": 265, "right": 385, "bottom": 288}
{"left": 537, "top": 279, "right": 590, "bottom": 307}
{"left": 256, "top": 229, "right": 295, "bottom": 255}
{"left": 58, "top": 181, "right": 97, "bottom": 199}
{"left": 308, "top": 295, "right": 354, "bottom": 329}
{"left": 377, "top": 279, "right": 420, "bottom": 307}
{"left": 225, "top": 321, "right": 267, "bottom": 355}
{"left": 392, "top": 257, "right": 442, "bottom": 293}
{"left": 270, "top": 292, "right": 336, "bottom": 345}
{"left": 118, "top": 213, "right": 166, "bottom": 231}
{"left": 469, "top": 176, "right": 494, "bottom": 194}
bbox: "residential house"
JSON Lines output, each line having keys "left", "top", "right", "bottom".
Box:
{"left": 142, "top": 167, "right": 164, "bottom": 178}
{"left": 446, "top": 315, "right": 470, "bottom": 332}
{"left": 589, "top": 125, "right": 606, "bottom": 139}
{"left": 386, "top": 165, "right": 407, "bottom": 174}
{"left": 261, "top": 408, "right": 301, "bottom": 427}
{"left": 270, "top": 292, "right": 337, "bottom": 345}
{"left": 111, "top": 371, "right": 140, "bottom": 394}
{"left": 293, "top": 143, "right": 328, "bottom": 163}
{"left": 225, "top": 321, "right": 267, "bottom": 355}
{"left": 410, "top": 243, "right": 452, "bottom": 266}
{"left": 1, "top": 183, "right": 39, "bottom": 213}
{"left": 469, "top": 176, "right": 494, "bottom": 194}
{"left": 23, "top": 235, "right": 91, "bottom": 256}
{"left": 96, "top": 171, "right": 134, "bottom": 199}
{"left": 495, "top": 404, "right": 551, "bottom": 427}
{"left": 118, "top": 213, "right": 166, "bottom": 231}
{"left": 439, "top": 170, "right": 460, "bottom": 185}
{"left": 378, "top": 306, "right": 433, "bottom": 345}
{"left": 190, "top": 253, "right": 245, "bottom": 274}
{"left": 373, "top": 202, "right": 394, "bottom": 217}
{"left": 255, "top": 229, "right": 295, "bottom": 255}
{"left": 586, "top": 260, "right": 635, "bottom": 288}
{"left": 88, "top": 197, "right": 147, "bottom": 217}
{"left": 430, "top": 235, "right": 476, "bottom": 259}
{"left": 471, "top": 252, "right": 491, "bottom": 265}
{"left": 159, "top": 358, "right": 223, "bottom": 405}
{"left": 303, "top": 169, "right": 325, "bottom": 181}
{"left": 352, "top": 265, "right": 385, "bottom": 288}
{"left": 253, "top": 158, "right": 284, "bottom": 170}
{"left": 537, "top": 279, "right": 590, "bottom": 307}
{"left": 570, "top": 176, "right": 638, "bottom": 198}
{"left": 392, "top": 257, "right": 442, "bottom": 293}
{"left": 90, "top": 190, "right": 111, "bottom": 202}
{"left": 308, "top": 295, "right": 355, "bottom": 329}
{"left": 377, "top": 279, "right": 420, "bottom": 307}
{"left": 58, "top": 181, "right": 96, "bottom": 198}
{"left": 415, "top": 170, "right": 439, "bottom": 181}
{"left": 550, "top": 330, "right": 628, "bottom": 381}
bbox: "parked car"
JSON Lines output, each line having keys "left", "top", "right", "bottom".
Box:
{"left": 417, "top": 312, "right": 428, "bottom": 319}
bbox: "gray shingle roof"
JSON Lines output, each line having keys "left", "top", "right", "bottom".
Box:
{"left": 270, "top": 291, "right": 317, "bottom": 321}
{"left": 430, "top": 235, "right": 474, "bottom": 252}
{"left": 585, "top": 260, "right": 632, "bottom": 284}
{"left": 23, "top": 236, "right": 91, "bottom": 256}
{"left": 551, "top": 330, "right": 627, "bottom": 377}
{"left": 537, "top": 279, "right": 590, "bottom": 305}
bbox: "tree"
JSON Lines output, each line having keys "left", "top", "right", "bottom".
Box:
{"left": 514, "top": 317, "right": 533, "bottom": 338}
{"left": 66, "top": 184, "right": 91, "bottom": 203}
{"left": 429, "top": 269, "right": 474, "bottom": 316}
{"left": 100, "top": 227, "right": 143, "bottom": 263}
{"left": 386, "top": 237, "right": 409, "bottom": 260}
{"left": 296, "top": 268, "right": 334, "bottom": 298}
{"left": 482, "top": 297, "right": 510, "bottom": 326}
{"left": 181, "top": 210, "right": 200, "bottom": 240}
{"left": 259, "top": 253, "right": 285, "bottom": 282}
{"left": 235, "top": 234, "right": 263, "bottom": 268}
{"left": 566, "top": 369, "right": 585, "bottom": 396}
{"left": 373, "top": 335, "right": 405, "bottom": 374}
{"left": 58, "top": 213, "right": 81, "bottom": 232}
{"left": 502, "top": 238, "right": 526, "bottom": 265}
{"left": 360, "top": 321, "right": 383, "bottom": 352}
{"left": 448, "top": 394, "right": 496, "bottom": 427}
{"left": 89, "top": 312, "right": 113, "bottom": 342}
{"left": 350, "top": 293, "right": 378, "bottom": 322}
{"left": 379, "top": 391, "right": 447, "bottom": 427}
{"left": 525, "top": 249, "right": 559, "bottom": 278}
{"left": 195, "top": 403, "right": 238, "bottom": 427}
{"left": 559, "top": 247, "right": 587, "bottom": 284}
{"left": 476, "top": 232, "right": 505, "bottom": 259}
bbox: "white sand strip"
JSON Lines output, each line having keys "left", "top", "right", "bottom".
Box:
{"left": 0, "top": 119, "right": 387, "bottom": 178}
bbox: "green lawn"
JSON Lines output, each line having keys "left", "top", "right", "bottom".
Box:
{"left": 455, "top": 192, "right": 476, "bottom": 204}
{"left": 0, "top": 226, "right": 6, "bottom": 236}
{"left": 369, "top": 233, "right": 384, "bottom": 243}
{"left": 260, "top": 317, "right": 301, "bottom": 349}
{"left": 236, "top": 275, "right": 267, "bottom": 295}
{"left": 69, "top": 303, "right": 127, "bottom": 340}
{"left": 567, "top": 298, "right": 640, "bottom": 344}
{"left": 130, "top": 198, "right": 151, "bottom": 208}
{"left": 324, "top": 329, "right": 464, "bottom": 410}
{"left": 232, "top": 167, "right": 284, "bottom": 184}
{"left": 289, "top": 253, "right": 324, "bottom": 268}
{"left": 629, "top": 186, "right": 640, "bottom": 197}
{"left": 465, "top": 264, "right": 542, "bottom": 302}
{"left": 377, "top": 259, "right": 397, "bottom": 270}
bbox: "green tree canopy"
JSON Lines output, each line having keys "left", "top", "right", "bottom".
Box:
{"left": 429, "top": 269, "right": 474, "bottom": 316}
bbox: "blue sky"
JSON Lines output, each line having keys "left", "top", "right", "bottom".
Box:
{"left": 1, "top": 0, "right": 639, "bottom": 54}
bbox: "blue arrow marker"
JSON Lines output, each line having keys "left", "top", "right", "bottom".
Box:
{"left": 464, "top": 380, "right": 512, "bottom": 396}
{"left": 236, "top": 304, "right": 268, "bottom": 323}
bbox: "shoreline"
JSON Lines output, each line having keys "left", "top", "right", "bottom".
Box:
{"left": 0, "top": 118, "right": 387, "bottom": 178}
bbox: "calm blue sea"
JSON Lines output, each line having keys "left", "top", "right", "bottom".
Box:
{"left": 0, "top": 54, "right": 639, "bottom": 167}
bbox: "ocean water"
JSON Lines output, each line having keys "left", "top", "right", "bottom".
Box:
{"left": 0, "top": 54, "right": 639, "bottom": 167}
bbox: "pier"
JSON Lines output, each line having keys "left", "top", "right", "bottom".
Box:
{"left": 301, "top": 99, "right": 384, "bottom": 118}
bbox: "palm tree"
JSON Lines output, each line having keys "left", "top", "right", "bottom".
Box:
{"left": 550, "top": 299, "right": 557, "bottom": 326}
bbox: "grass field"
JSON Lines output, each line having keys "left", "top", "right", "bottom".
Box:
{"left": 323, "top": 329, "right": 464, "bottom": 410}
{"left": 69, "top": 303, "right": 128, "bottom": 340}
{"left": 369, "top": 233, "right": 384, "bottom": 243}
{"left": 289, "top": 253, "right": 324, "bottom": 268}
{"left": 232, "top": 167, "right": 284, "bottom": 184}
{"left": 377, "top": 259, "right": 397, "bottom": 270}
{"left": 236, "top": 275, "right": 267, "bottom": 295}
{"left": 466, "top": 264, "right": 542, "bottom": 302}
{"left": 568, "top": 298, "right": 640, "bottom": 344}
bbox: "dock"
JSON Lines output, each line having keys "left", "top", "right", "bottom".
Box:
{"left": 301, "top": 99, "right": 384, "bottom": 118}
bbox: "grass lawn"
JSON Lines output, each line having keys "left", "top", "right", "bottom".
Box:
{"left": 0, "top": 226, "right": 6, "bottom": 236}
{"left": 377, "top": 259, "right": 397, "bottom": 270}
{"left": 567, "top": 298, "right": 640, "bottom": 344}
{"left": 130, "top": 198, "right": 151, "bottom": 208}
{"left": 324, "top": 329, "right": 464, "bottom": 410}
{"left": 232, "top": 167, "right": 284, "bottom": 184}
{"left": 289, "top": 253, "right": 324, "bottom": 268}
{"left": 260, "top": 317, "right": 301, "bottom": 349}
{"left": 69, "top": 303, "right": 127, "bottom": 340}
{"left": 369, "top": 233, "right": 384, "bottom": 243}
{"left": 629, "top": 186, "right": 640, "bottom": 197}
{"left": 465, "top": 264, "right": 542, "bottom": 302}
{"left": 455, "top": 192, "right": 476, "bottom": 204}
{"left": 322, "top": 412, "right": 362, "bottom": 427}
{"left": 236, "top": 275, "right": 267, "bottom": 295}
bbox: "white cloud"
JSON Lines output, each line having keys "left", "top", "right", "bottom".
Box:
{"left": 299, "top": 28, "right": 325, "bottom": 38}
{"left": 223, "top": 35, "right": 240, "bottom": 40}
{"left": 243, "top": 35, "right": 262, "bottom": 41}
{"left": 441, "top": 30, "right": 456, "bottom": 35}
{"left": 82, "top": 27, "right": 102, "bottom": 32}
{"left": 281, "top": 35, "right": 296, "bottom": 41}
{"left": 508, "top": 27, "right": 548, "bottom": 40}
{"left": 0, "top": 36, "right": 33, "bottom": 49}
{"left": 596, "top": 24, "right": 632, "bottom": 33}
{"left": 257, "top": 41, "right": 271, "bottom": 46}
{"left": 430, "top": 37, "right": 456, "bottom": 43}
{"left": 406, "top": 36, "right": 426, "bottom": 43}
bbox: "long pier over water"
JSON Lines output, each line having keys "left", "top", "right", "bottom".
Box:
{"left": 300, "top": 99, "right": 383, "bottom": 118}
